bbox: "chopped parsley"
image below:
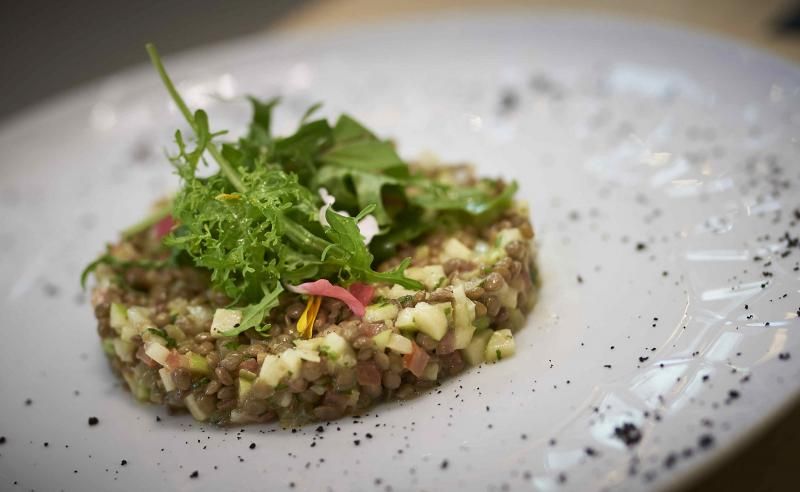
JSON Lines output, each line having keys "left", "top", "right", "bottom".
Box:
{"left": 146, "top": 328, "right": 177, "bottom": 348}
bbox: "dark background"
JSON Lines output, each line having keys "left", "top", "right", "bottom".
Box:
{"left": 0, "top": 0, "right": 305, "bottom": 119}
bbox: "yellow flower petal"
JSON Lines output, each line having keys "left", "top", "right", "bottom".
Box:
{"left": 297, "top": 296, "right": 321, "bottom": 339}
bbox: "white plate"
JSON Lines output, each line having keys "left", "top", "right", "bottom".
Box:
{"left": 1, "top": 12, "right": 798, "bottom": 492}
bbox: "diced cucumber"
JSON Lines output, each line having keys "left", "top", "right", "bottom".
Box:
{"left": 238, "top": 369, "right": 257, "bottom": 381}
{"left": 413, "top": 302, "right": 448, "bottom": 341}
{"left": 395, "top": 307, "right": 416, "bottom": 330}
{"left": 484, "top": 329, "right": 515, "bottom": 362}
{"left": 183, "top": 394, "right": 209, "bottom": 421}
{"left": 508, "top": 309, "right": 526, "bottom": 331}
{"left": 442, "top": 238, "right": 473, "bottom": 261}
{"left": 462, "top": 329, "right": 492, "bottom": 365}
{"left": 122, "top": 371, "right": 150, "bottom": 402}
{"left": 280, "top": 349, "right": 302, "bottom": 377}
{"left": 120, "top": 324, "right": 139, "bottom": 342}
{"left": 294, "top": 338, "right": 324, "bottom": 352}
{"left": 238, "top": 377, "right": 253, "bottom": 403}
{"left": 474, "top": 316, "right": 490, "bottom": 330}
{"left": 372, "top": 330, "right": 393, "bottom": 351}
{"left": 320, "top": 332, "right": 356, "bottom": 367}
{"left": 385, "top": 284, "right": 418, "bottom": 299}
{"left": 141, "top": 329, "right": 167, "bottom": 346}
{"left": 113, "top": 338, "right": 136, "bottom": 362}
{"left": 164, "top": 324, "right": 186, "bottom": 342}
{"left": 186, "top": 305, "right": 213, "bottom": 327}
{"left": 387, "top": 333, "right": 413, "bottom": 354}
{"left": 405, "top": 265, "right": 446, "bottom": 290}
{"left": 496, "top": 284, "right": 518, "bottom": 309}
{"left": 101, "top": 338, "right": 115, "bottom": 355}
{"left": 365, "top": 303, "right": 399, "bottom": 323}
{"left": 422, "top": 361, "right": 439, "bottom": 381}
{"left": 126, "top": 306, "right": 154, "bottom": 330}
{"left": 496, "top": 228, "right": 523, "bottom": 249}
{"left": 109, "top": 303, "right": 128, "bottom": 333}
{"left": 144, "top": 343, "right": 170, "bottom": 366}
{"left": 210, "top": 308, "right": 242, "bottom": 338}
{"left": 258, "top": 354, "right": 289, "bottom": 387}
{"left": 184, "top": 352, "right": 210, "bottom": 376}
{"left": 159, "top": 368, "right": 176, "bottom": 392}
{"left": 452, "top": 285, "right": 476, "bottom": 349}
{"left": 293, "top": 338, "right": 322, "bottom": 362}
{"left": 296, "top": 348, "right": 321, "bottom": 363}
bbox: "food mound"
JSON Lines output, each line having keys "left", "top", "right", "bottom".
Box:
{"left": 83, "top": 45, "right": 538, "bottom": 426}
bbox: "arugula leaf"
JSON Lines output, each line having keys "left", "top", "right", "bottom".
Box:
{"left": 323, "top": 207, "right": 421, "bottom": 289}
{"left": 219, "top": 283, "right": 284, "bottom": 337}
{"left": 85, "top": 45, "right": 521, "bottom": 314}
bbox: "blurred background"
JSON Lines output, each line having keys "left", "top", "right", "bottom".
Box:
{"left": 2, "top": 0, "right": 800, "bottom": 120}
{"left": 1, "top": 1, "right": 799, "bottom": 490}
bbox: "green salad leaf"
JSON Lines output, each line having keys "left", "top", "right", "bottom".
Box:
{"left": 83, "top": 44, "right": 520, "bottom": 330}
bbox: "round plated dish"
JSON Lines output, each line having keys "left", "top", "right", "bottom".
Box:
{"left": 0, "top": 12, "right": 798, "bottom": 492}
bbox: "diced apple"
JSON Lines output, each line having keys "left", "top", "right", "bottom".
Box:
{"left": 126, "top": 306, "right": 154, "bottom": 330}
{"left": 109, "top": 303, "right": 128, "bottom": 333}
{"left": 144, "top": 343, "right": 170, "bottom": 366}
{"left": 462, "top": 329, "right": 492, "bottom": 365}
{"left": 385, "top": 284, "right": 418, "bottom": 299}
{"left": 422, "top": 361, "right": 439, "bottom": 381}
{"left": 372, "top": 330, "right": 393, "bottom": 351}
{"left": 442, "top": 238, "right": 473, "bottom": 261}
{"left": 280, "top": 349, "right": 303, "bottom": 377}
{"left": 484, "top": 329, "right": 515, "bottom": 362}
{"left": 258, "top": 354, "right": 289, "bottom": 387}
{"left": 365, "top": 303, "right": 399, "bottom": 323}
{"left": 159, "top": 368, "right": 176, "bottom": 392}
{"left": 413, "top": 302, "right": 448, "bottom": 341}
{"left": 395, "top": 307, "right": 416, "bottom": 330}
{"left": 405, "top": 265, "right": 446, "bottom": 290}
{"left": 387, "top": 333, "right": 413, "bottom": 354}
{"left": 238, "top": 377, "right": 253, "bottom": 403}
{"left": 210, "top": 308, "right": 242, "bottom": 338}
{"left": 320, "top": 332, "right": 356, "bottom": 367}
{"left": 184, "top": 352, "right": 210, "bottom": 376}
{"left": 452, "top": 285, "right": 476, "bottom": 349}
{"left": 183, "top": 394, "right": 209, "bottom": 421}
{"left": 496, "top": 284, "right": 518, "bottom": 309}
{"left": 113, "top": 338, "right": 136, "bottom": 362}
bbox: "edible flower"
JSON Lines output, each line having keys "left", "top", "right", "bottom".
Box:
{"left": 154, "top": 215, "right": 176, "bottom": 239}
{"left": 348, "top": 282, "right": 375, "bottom": 306}
{"left": 296, "top": 296, "right": 321, "bottom": 339}
{"left": 287, "top": 279, "right": 367, "bottom": 317}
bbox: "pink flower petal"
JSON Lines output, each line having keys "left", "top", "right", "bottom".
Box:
{"left": 287, "top": 279, "right": 366, "bottom": 316}
{"left": 348, "top": 282, "right": 375, "bottom": 306}
{"left": 154, "top": 215, "right": 175, "bottom": 239}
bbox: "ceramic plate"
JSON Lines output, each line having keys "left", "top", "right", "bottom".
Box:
{"left": 1, "top": 12, "right": 798, "bottom": 492}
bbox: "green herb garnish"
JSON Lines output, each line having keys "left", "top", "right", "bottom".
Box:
{"left": 146, "top": 328, "right": 177, "bottom": 348}
{"left": 82, "top": 44, "right": 519, "bottom": 330}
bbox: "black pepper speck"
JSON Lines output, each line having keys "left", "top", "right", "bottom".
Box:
{"left": 120, "top": 460, "right": 127, "bottom": 466}
{"left": 698, "top": 434, "right": 715, "bottom": 450}
{"left": 189, "top": 470, "right": 199, "bottom": 479}
{"left": 440, "top": 459, "right": 449, "bottom": 470}
{"left": 88, "top": 417, "right": 99, "bottom": 426}
{"left": 249, "top": 442, "right": 256, "bottom": 450}
{"left": 613, "top": 422, "right": 642, "bottom": 447}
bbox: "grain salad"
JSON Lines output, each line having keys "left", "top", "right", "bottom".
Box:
{"left": 83, "top": 44, "right": 538, "bottom": 426}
